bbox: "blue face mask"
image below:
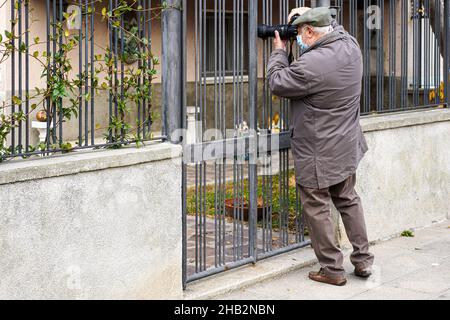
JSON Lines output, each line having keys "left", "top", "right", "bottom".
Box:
{"left": 296, "top": 34, "right": 309, "bottom": 51}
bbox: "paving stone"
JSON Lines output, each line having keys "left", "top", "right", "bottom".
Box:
{"left": 349, "top": 284, "right": 432, "bottom": 300}
{"left": 207, "top": 221, "right": 450, "bottom": 300}
{"left": 384, "top": 259, "right": 450, "bottom": 294}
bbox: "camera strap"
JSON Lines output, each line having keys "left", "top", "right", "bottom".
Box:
{"left": 288, "top": 39, "right": 294, "bottom": 64}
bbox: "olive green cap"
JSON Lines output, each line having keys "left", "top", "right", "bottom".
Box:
{"left": 292, "top": 7, "right": 332, "bottom": 27}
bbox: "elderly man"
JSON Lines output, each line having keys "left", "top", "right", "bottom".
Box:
{"left": 267, "top": 7, "right": 374, "bottom": 286}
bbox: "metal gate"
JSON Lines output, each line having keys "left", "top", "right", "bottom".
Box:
{"left": 179, "top": 0, "right": 450, "bottom": 288}
{"left": 181, "top": 0, "right": 311, "bottom": 288}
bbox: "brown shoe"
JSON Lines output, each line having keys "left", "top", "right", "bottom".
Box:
{"left": 354, "top": 266, "right": 372, "bottom": 278}
{"left": 308, "top": 268, "right": 347, "bottom": 286}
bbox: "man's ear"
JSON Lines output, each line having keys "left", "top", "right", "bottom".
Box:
{"left": 305, "top": 26, "right": 314, "bottom": 38}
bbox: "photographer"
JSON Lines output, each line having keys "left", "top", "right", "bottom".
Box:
{"left": 267, "top": 7, "right": 374, "bottom": 286}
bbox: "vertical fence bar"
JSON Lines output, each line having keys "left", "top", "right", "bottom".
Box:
{"left": 46, "top": 0, "right": 51, "bottom": 151}
{"left": 84, "top": 0, "right": 89, "bottom": 145}
{"left": 444, "top": 0, "right": 450, "bottom": 105}
{"left": 232, "top": 0, "right": 237, "bottom": 262}
{"left": 143, "top": 0, "right": 147, "bottom": 139}
{"left": 213, "top": 0, "right": 218, "bottom": 269}
{"left": 194, "top": 0, "right": 199, "bottom": 274}
{"left": 418, "top": 1, "right": 423, "bottom": 106}
{"left": 25, "top": 0, "right": 29, "bottom": 152}
{"left": 10, "top": 0, "right": 16, "bottom": 154}
{"left": 401, "top": 0, "right": 408, "bottom": 108}
{"left": 58, "top": 0, "right": 63, "bottom": 145}
{"left": 201, "top": 0, "right": 206, "bottom": 272}
{"left": 376, "top": 0, "right": 384, "bottom": 112}
{"left": 90, "top": 1, "right": 95, "bottom": 145}
{"left": 363, "top": 0, "right": 371, "bottom": 113}
{"left": 107, "top": 0, "right": 113, "bottom": 142}
{"left": 113, "top": 0, "right": 118, "bottom": 140}
{"left": 52, "top": 0, "right": 57, "bottom": 143}
{"left": 249, "top": 0, "right": 258, "bottom": 262}
{"left": 198, "top": 0, "right": 204, "bottom": 272}
{"left": 181, "top": 0, "right": 187, "bottom": 290}
{"left": 434, "top": 0, "right": 440, "bottom": 105}
{"left": 349, "top": 0, "right": 357, "bottom": 37}
{"left": 120, "top": 3, "right": 125, "bottom": 141}
{"left": 388, "top": 0, "right": 396, "bottom": 110}
{"left": 147, "top": 0, "right": 153, "bottom": 134}
{"left": 137, "top": 0, "right": 142, "bottom": 139}
{"left": 79, "top": 0, "right": 84, "bottom": 146}
{"left": 424, "top": 0, "right": 429, "bottom": 106}
{"left": 412, "top": 0, "right": 419, "bottom": 106}
{"left": 18, "top": 0, "right": 23, "bottom": 153}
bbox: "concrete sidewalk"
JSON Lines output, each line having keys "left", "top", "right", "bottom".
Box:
{"left": 215, "top": 221, "right": 450, "bottom": 300}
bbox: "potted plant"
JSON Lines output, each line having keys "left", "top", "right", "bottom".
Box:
{"left": 224, "top": 197, "right": 270, "bottom": 222}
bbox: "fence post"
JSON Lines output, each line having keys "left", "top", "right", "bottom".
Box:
{"left": 161, "top": 0, "right": 183, "bottom": 143}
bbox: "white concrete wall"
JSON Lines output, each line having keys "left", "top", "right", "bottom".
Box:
{"left": 0, "top": 143, "right": 183, "bottom": 299}
{"left": 0, "top": 109, "right": 449, "bottom": 298}
{"left": 335, "top": 109, "right": 450, "bottom": 247}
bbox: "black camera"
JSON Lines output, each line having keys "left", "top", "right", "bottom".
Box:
{"left": 257, "top": 14, "right": 300, "bottom": 40}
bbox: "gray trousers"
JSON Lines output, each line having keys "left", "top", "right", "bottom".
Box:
{"left": 298, "top": 174, "right": 374, "bottom": 279}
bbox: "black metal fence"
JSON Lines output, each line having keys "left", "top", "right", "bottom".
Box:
{"left": 182, "top": 0, "right": 450, "bottom": 288}
{"left": 355, "top": 0, "right": 450, "bottom": 114}
{"left": 1, "top": 0, "right": 164, "bottom": 162}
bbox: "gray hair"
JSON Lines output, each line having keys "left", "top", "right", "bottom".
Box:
{"left": 303, "top": 24, "right": 334, "bottom": 35}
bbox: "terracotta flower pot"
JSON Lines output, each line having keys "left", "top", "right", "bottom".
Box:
{"left": 224, "top": 198, "right": 269, "bottom": 221}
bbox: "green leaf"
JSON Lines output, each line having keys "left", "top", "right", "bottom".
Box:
{"left": 12, "top": 96, "right": 22, "bottom": 105}
{"left": 5, "top": 30, "right": 13, "bottom": 40}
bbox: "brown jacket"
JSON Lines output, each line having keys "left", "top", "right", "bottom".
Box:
{"left": 267, "top": 22, "right": 368, "bottom": 189}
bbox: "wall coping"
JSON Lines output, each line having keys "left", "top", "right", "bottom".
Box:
{"left": 1, "top": 108, "right": 449, "bottom": 185}
{"left": 361, "top": 108, "right": 450, "bottom": 133}
{"left": 0, "top": 142, "right": 182, "bottom": 186}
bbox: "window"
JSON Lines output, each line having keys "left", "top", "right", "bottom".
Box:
{"left": 205, "top": 12, "right": 248, "bottom": 77}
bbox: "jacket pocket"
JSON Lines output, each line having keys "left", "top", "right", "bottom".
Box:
{"left": 331, "top": 133, "right": 358, "bottom": 170}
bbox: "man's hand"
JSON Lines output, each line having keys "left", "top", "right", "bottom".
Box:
{"left": 274, "top": 31, "right": 287, "bottom": 51}
{"left": 288, "top": 7, "right": 311, "bottom": 22}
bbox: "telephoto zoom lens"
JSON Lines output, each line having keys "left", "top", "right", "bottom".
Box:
{"left": 257, "top": 24, "right": 298, "bottom": 40}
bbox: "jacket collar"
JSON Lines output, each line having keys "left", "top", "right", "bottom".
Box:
{"left": 300, "top": 29, "right": 347, "bottom": 55}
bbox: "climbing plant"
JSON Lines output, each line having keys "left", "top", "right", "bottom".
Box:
{"left": 0, "top": 0, "right": 168, "bottom": 161}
